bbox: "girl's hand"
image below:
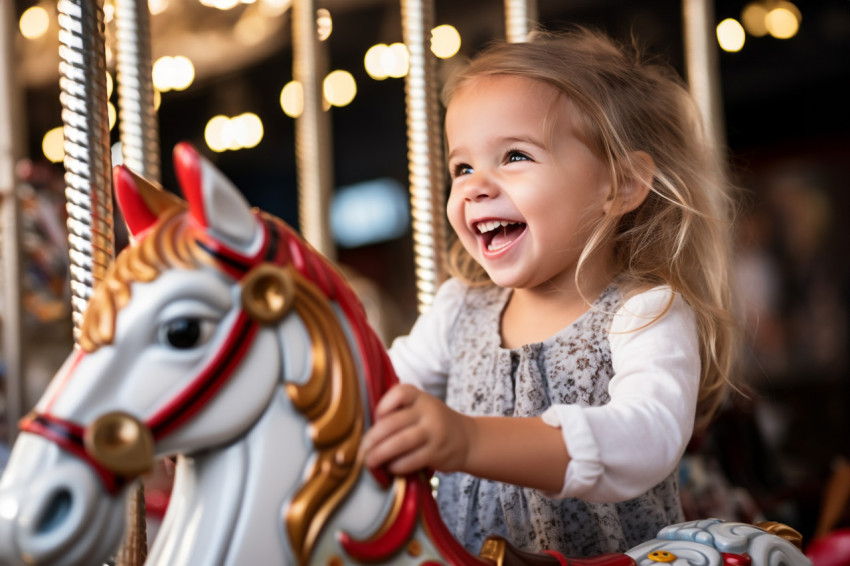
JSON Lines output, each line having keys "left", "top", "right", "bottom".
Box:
{"left": 362, "top": 384, "right": 472, "bottom": 476}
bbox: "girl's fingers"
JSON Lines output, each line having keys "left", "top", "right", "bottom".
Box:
{"left": 374, "top": 384, "right": 419, "bottom": 418}
{"left": 387, "top": 446, "right": 432, "bottom": 476}
{"left": 363, "top": 418, "right": 428, "bottom": 469}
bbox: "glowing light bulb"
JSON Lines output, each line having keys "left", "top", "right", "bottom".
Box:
{"left": 364, "top": 44, "right": 389, "bottom": 80}
{"left": 431, "top": 25, "right": 461, "bottom": 58}
{"left": 20, "top": 6, "right": 50, "bottom": 40}
{"left": 324, "top": 70, "right": 357, "bottom": 107}
{"left": 717, "top": 18, "right": 746, "bottom": 52}
{"left": 280, "top": 81, "right": 304, "bottom": 118}
{"left": 42, "top": 127, "right": 65, "bottom": 163}
{"left": 317, "top": 8, "right": 332, "bottom": 41}
{"left": 384, "top": 43, "right": 410, "bottom": 78}
{"left": 741, "top": 2, "right": 769, "bottom": 37}
{"left": 766, "top": 3, "right": 800, "bottom": 39}
{"left": 205, "top": 115, "right": 231, "bottom": 153}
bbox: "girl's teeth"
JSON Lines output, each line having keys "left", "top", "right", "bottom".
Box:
{"left": 477, "top": 220, "right": 514, "bottom": 233}
{"left": 487, "top": 239, "right": 512, "bottom": 252}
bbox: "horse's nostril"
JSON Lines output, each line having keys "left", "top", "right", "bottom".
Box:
{"left": 35, "top": 488, "right": 72, "bottom": 534}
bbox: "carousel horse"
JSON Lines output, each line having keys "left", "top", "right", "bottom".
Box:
{"left": 0, "top": 143, "right": 812, "bottom": 566}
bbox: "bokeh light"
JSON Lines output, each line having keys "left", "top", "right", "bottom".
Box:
{"left": 19, "top": 6, "right": 50, "bottom": 40}
{"left": 431, "top": 24, "right": 461, "bottom": 59}
{"left": 323, "top": 70, "right": 357, "bottom": 107}
{"left": 205, "top": 113, "right": 264, "bottom": 152}
{"left": 717, "top": 18, "right": 746, "bottom": 52}
{"left": 280, "top": 80, "right": 304, "bottom": 118}
{"left": 364, "top": 44, "right": 389, "bottom": 80}
{"left": 317, "top": 8, "right": 332, "bottom": 41}
{"left": 766, "top": 3, "right": 800, "bottom": 39}
{"left": 741, "top": 2, "right": 769, "bottom": 37}
{"left": 42, "top": 127, "right": 65, "bottom": 163}
{"left": 152, "top": 56, "right": 195, "bottom": 92}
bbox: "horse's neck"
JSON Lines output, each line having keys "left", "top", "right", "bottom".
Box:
{"left": 147, "top": 387, "right": 302, "bottom": 566}
{"left": 145, "top": 441, "right": 251, "bottom": 566}
{"left": 145, "top": 387, "right": 397, "bottom": 566}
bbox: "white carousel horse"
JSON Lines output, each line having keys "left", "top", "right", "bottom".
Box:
{"left": 0, "top": 144, "right": 811, "bottom": 566}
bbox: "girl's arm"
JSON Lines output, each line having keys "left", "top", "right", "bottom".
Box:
{"left": 362, "top": 383, "right": 570, "bottom": 492}
{"left": 386, "top": 278, "right": 466, "bottom": 399}
{"left": 365, "top": 287, "right": 699, "bottom": 500}
{"left": 543, "top": 287, "right": 700, "bottom": 502}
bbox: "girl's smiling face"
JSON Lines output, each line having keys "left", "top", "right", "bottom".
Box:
{"left": 445, "top": 74, "right": 615, "bottom": 293}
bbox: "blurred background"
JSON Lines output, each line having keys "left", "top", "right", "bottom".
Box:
{"left": 1, "top": 0, "right": 849, "bottom": 553}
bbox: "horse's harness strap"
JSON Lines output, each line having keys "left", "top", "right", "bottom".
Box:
{"left": 19, "top": 215, "right": 283, "bottom": 493}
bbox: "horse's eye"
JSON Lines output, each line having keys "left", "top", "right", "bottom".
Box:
{"left": 161, "top": 318, "right": 203, "bottom": 349}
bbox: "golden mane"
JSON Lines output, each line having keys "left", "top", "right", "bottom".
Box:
{"left": 285, "top": 269, "right": 364, "bottom": 565}
{"left": 79, "top": 208, "right": 205, "bottom": 352}
{"left": 79, "top": 208, "right": 209, "bottom": 353}
{"left": 80, "top": 207, "right": 365, "bottom": 564}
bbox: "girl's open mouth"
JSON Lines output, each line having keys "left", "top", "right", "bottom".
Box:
{"left": 475, "top": 220, "right": 527, "bottom": 253}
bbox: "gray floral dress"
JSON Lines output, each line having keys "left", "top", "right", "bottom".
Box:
{"left": 435, "top": 283, "right": 683, "bottom": 558}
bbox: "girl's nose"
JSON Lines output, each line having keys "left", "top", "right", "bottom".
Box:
{"left": 463, "top": 172, "right": 499, "bottom": 201}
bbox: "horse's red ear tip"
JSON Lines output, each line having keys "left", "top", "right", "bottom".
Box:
{"left": 173, "top": 142, "right": 198, "bottom": 162}
{"left": 113, "top": 165, "right": 135, "bottom": 191}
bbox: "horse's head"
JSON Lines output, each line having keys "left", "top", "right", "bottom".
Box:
{"left": 0, "top": 143, "right": 399, "bottom": 566}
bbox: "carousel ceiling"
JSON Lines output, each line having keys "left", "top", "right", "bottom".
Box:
{"left": 10, "top": 0, "right": 850, "bottom": 182}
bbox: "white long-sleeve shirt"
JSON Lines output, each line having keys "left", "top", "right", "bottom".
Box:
{"left": 388, "top": 278, "right": 700, "bottom": 503}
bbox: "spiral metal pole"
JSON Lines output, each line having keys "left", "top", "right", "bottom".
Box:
{"left": 504, "top": 0, "right": 538, "bottom": 43}
{"left": 1, "top": 0, "right": 26, "bottom": 440}
{"left": 58, "top": 0, "right": 115, "bottom": 343}
{"left": 115, "top": 0, "right": 160, "bottom": 182}
{"left": 293, "top": 0, "right": 335, "bottom": 260}
{"left": 113, "top": 3, "right": 154, "bottom": 563}
{"left": 682, "top": 0, "right": 726, "bottom": 172}
{"left": 401, "top": 0, "right": 446, "bottom": 313}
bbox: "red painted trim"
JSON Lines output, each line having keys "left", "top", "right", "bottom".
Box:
{"left": 419, "top": 475, "right": 491, "bottom": 566}
{"left": 113, "top": 165, "right": 159, "bottom": 238}
{"left": 338, "top": 477, "right": 419, "bottom": 561}
{"left": 722, "top": 553, "right": 752, "bottom": 566}
{"left": 43, "top": 349, "right": 84, "bottom": 413}
{"left": 19, "top": 413, "right": 124, "bottom": 494}
{"left": 173, "top": 142, "right": 207, "bottom": 228}
{"left": 543, "top": 550, "right": 569, "bottom": 566}
{"left": 147, "top": 311, "right": 259, "bottom": 439}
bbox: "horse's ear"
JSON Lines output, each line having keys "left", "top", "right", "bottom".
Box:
{"left": 172, "top": 142, "right": 259, "bottom": 250}
{"left": 113, "top": 165, "right": 186, "bottom": 238}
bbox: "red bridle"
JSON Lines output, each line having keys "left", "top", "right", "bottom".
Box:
{"left": 20, "top": 216, "right": 284, "bottom": 494}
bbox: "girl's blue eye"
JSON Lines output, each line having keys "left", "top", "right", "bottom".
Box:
{"left": 506, "top": 150, "right": 530, "bottom": 163}
{"left": 452, "top": 163, "right": 473, "bottom": 177}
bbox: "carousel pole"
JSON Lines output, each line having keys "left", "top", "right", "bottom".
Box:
{"left": 57, "top": 0, "right": 115, "bottom": 342}
{"left": 113, "top": 1, "right": 157, "bottom": 563}
{"left": 116, "top": 0, "right": 160, "bottom": 182}
{"left": 682, "top": 0, "right": 727, "bottom": 173}
{"left": 401, "top": 0, "right": 447, "bottom": 313}
{"left": 293, "top": 0, "right": 335, "bottom": 260}
{"left": 0, "top": 0, "right": 27, "bottom": 442}
{"left": 504, "top": 0, "right": 538, "bottom": 43}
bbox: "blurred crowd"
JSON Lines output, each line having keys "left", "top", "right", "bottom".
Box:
{"left": 679, "top": 155, "right": 850, "bottom": 544}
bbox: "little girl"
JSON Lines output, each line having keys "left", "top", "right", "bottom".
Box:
{"left": 363, "top": 27, "right": 736, "bottom": 558}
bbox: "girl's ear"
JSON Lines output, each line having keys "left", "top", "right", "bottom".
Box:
{"left": 604, "top": 151, "right": 654, "bottom": 216}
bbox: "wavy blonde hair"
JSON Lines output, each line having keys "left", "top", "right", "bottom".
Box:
{"left": 443, "top": 28, "right": 737, "bottom": 430}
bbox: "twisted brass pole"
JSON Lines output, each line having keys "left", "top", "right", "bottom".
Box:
{"left": 57, "top": 0, "right": 115, "bottom": 342}
{"left": 0, "top": 0, "right": 26, "bottom": 441}
{"left": 116, "top": 0, "right": 160, "bottom": 182}
{"left": 113, "top": 2, "right": 156, "bottom": 563}
{"left": 401, "top": 0, "right": 447, "bottom": 313}
{"left": 504, "top": 0, "right": 538, "bottom": 43}
{"left": 682, "top": 0, "right": 727, "bottom": 173}
{"left": 293, "top": 0, "right": 335, "bottom": 260}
